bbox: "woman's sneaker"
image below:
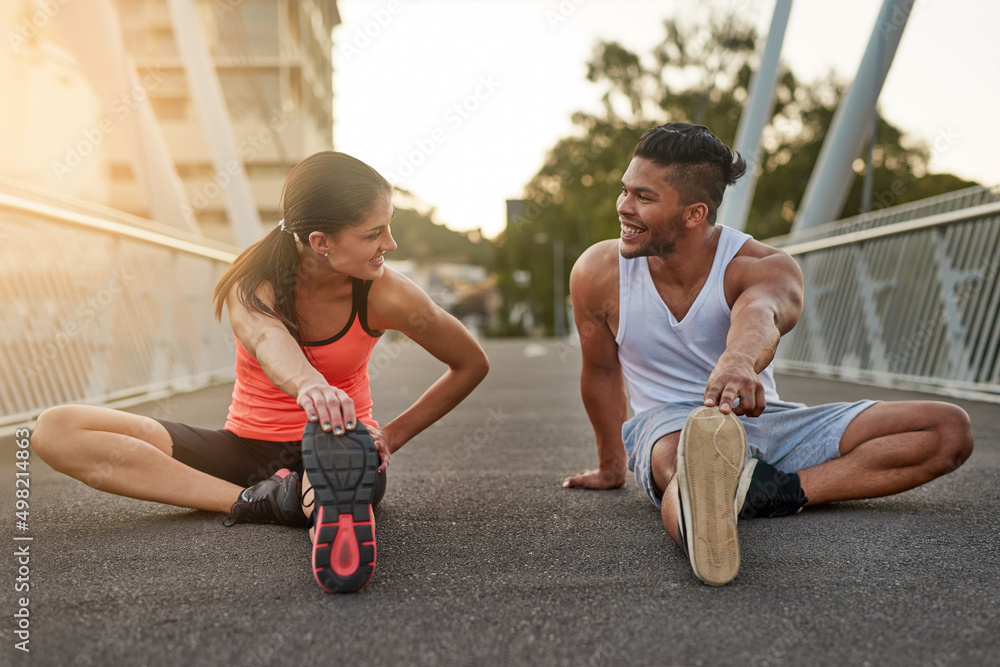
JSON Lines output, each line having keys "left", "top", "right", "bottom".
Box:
{"left": 223, "top": 469, "right": 309, "bottom": 527}
{"left": 675, "top": 406, "right": 747, "bottom": 586}
{"left": 302, "top": 422, "right": 379, "bottom": 593}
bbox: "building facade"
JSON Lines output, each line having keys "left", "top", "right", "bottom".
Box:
{"left": 1, "top": 0, "right": 340, "bottom": 245}
{"left": 113, "top": 0, "right": 340, "bottom": 243}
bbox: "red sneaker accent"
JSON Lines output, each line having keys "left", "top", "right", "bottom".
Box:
{"left": 331, "top": 514, "right": 360, "bottom": 577}
{"left": 311, "top": 505, "right": 376, "bottom": 593}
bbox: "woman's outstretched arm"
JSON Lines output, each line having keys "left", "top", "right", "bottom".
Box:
{"left": 366, "top": 269, "right": 490, "bottom": 454}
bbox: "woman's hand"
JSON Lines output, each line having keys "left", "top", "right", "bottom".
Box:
{"left": 297, "top": 381, "right": 389, "bottom": 471}
{"left": 296, "top": 382, "right": 357, "bottom": 434}
{"left": 367, "top": 426, "right": 392, "bottom": 473}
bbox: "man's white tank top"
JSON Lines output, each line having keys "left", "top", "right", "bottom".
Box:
{"left": 615, "top": 225, "right": 781, "bottom": 414}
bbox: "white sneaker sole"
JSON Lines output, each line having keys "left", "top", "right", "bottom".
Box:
{"left": 676, "top": 406, "right": 748, "bottom": 586}
{"left": 735, "top": 458, "right": 758, "bottom": 517}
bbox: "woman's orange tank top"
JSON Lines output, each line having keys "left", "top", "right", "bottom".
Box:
{"left": 224, "top": 278, "right": 381, "bottom": 441}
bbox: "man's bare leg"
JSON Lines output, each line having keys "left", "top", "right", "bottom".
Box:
{"left": 798, "top": 401, "right": 973, "bottom": 504}
{"left": 650, "top": 432, "right": 682, "bottom": 542}
{"left": 650, "top": 400, "right": 972, "bottom": 538}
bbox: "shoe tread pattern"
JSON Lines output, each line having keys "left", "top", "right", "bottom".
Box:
{"left": 677, "top": 407, "right": 747, "bottom": 586}
{"left": 302, "top": 424, "right": 378, "bottom": 593}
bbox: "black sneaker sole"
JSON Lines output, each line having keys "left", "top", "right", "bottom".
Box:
{"left": 302, "top": 423, "right": 379, "bottom": 593}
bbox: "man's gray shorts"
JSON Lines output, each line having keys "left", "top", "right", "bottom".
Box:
{"left": 622, "top": 399, "right": 877, "bottom": 508}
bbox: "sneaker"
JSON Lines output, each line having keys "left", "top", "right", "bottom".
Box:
{"left": 302, "top": 422, "right": 379, "bottom": 593}
{"left": 223, "top": 469, "right": 309, "bottom": 527}
{"left": 735, "top": 458, "right": 807, "bottom": 519}
{"left": 675, "top": 406, "right": 747, "bottom": 586}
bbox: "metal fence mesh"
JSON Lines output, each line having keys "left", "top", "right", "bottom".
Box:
{"left": 0, "top": 184, "right": 239, "bottom": 428}
{"left": 772, "top": 189, "right": 1000, "bottom": 400}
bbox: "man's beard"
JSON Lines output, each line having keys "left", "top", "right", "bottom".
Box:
{"left": 620, "top": 237, "right": 676, "bottom": 259}
{"left": 619, "top": 211, "right": 683, "bottom": 259}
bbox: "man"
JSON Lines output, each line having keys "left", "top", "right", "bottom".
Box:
{"left": 563, "top": 122, "right": 973, "bottom": 586}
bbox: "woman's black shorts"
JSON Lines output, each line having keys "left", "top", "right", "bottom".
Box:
{"left": 156, "top": 420, "right": 385, "bottom": 505}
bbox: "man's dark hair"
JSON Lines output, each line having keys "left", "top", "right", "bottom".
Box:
{"left": 633, "top": 123, "right": 747, "bottom": 224}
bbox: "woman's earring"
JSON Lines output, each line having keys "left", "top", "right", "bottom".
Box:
{"left": 324, "top": 252, "right": 328, "bottom": 257}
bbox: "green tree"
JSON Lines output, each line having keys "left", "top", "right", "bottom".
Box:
{"left": 491, "top": 12, "right": 978, "bottom": 336}
{"left": 389, "top": 189, "right": 492, "bottom": 266}
{"left": 493, "top": 13, "right": 765, "bottom": 336}
{"left": 389, "top": 207, "right": 492, "bottom": 266}
{"left": 750, "top": 73, "right": 978, "bottom": 239}
{"left": 490, "top": 117, "right": 647, "bottom": 336}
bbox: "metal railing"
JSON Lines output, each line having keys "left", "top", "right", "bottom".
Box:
{"left": 771, "top": 185, "right": 1000, "bottom": 401}
{"left": 3, "top": 174, "right": 997, "bottom": 431}
{"left": 0, "top": 177, "right": 241, "bottom": 430}
{"left": 770, "top": 184, "right": 1000, "bottom": 247}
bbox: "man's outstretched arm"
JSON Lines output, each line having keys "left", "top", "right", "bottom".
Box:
{"left": 705, "top": 247, "right": 804, "bottom": 417}
{"left": 563, "top": 243, "right": 629, "bottom": 489}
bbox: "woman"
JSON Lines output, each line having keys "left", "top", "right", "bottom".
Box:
{"left": 31, "top": 152, "right": 490, "bottom": 593}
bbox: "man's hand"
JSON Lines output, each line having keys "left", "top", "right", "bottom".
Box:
{"left": 562, "top": 468, "right": 626, "bottom": 490}
{"left": 703, "top": 351, "right": 766, "bottom": 417}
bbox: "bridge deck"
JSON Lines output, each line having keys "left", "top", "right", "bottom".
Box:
{"left": 3, "top": 339, "right": 998, "bottom": 665}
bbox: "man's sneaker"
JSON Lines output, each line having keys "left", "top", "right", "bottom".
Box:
{"left": 735, "top": 458, "right": 808, "bottom": 519}
{"left": 675, "top": 406, "right": 747, "bottom": 586}
{"left": 302, "top": 421, "right": 379, "bottom": 593}
{"left": 223, "top": 469, "right": 309, "bottom": 527}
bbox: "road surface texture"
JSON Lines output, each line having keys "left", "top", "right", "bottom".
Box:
{"left": 2, "top": 338, "right": 998, "bottom": 666}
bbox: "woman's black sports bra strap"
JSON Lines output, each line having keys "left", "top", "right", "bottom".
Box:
{"left": 303, "top": 279, "right": 380, "bottom": 346}
{"left": 302, "top": 281, "right": 361, "bottom": 347}
{"left": 357, "top": 279, "right": 382, "bottom": 338}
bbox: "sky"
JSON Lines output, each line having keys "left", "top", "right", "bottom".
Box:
{"left": 332, "top": 0, "right": 1000, "bottom": 239}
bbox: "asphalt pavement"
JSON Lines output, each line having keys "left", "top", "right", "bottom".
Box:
{"left": 2, "top": 338, "right": 998, "bottom": 666}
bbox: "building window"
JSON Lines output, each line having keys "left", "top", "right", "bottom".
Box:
{"left": 108, "top": 163, "right": 135, "bottom": 180}
{"left": 219, "top": 68, "right": 280, "bottom": 120}
{"left": 216, "top": 0, "right": 279, "bottom": 59}
{"left": 246, "top": 163, "right": 289, "bottom": 179}
{"left": 150, "top": 97, "right": 187, "bottom": 120}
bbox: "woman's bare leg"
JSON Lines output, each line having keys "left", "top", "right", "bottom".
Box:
{"left": 32, "top": 405, "right": 242, "bottom": 513}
